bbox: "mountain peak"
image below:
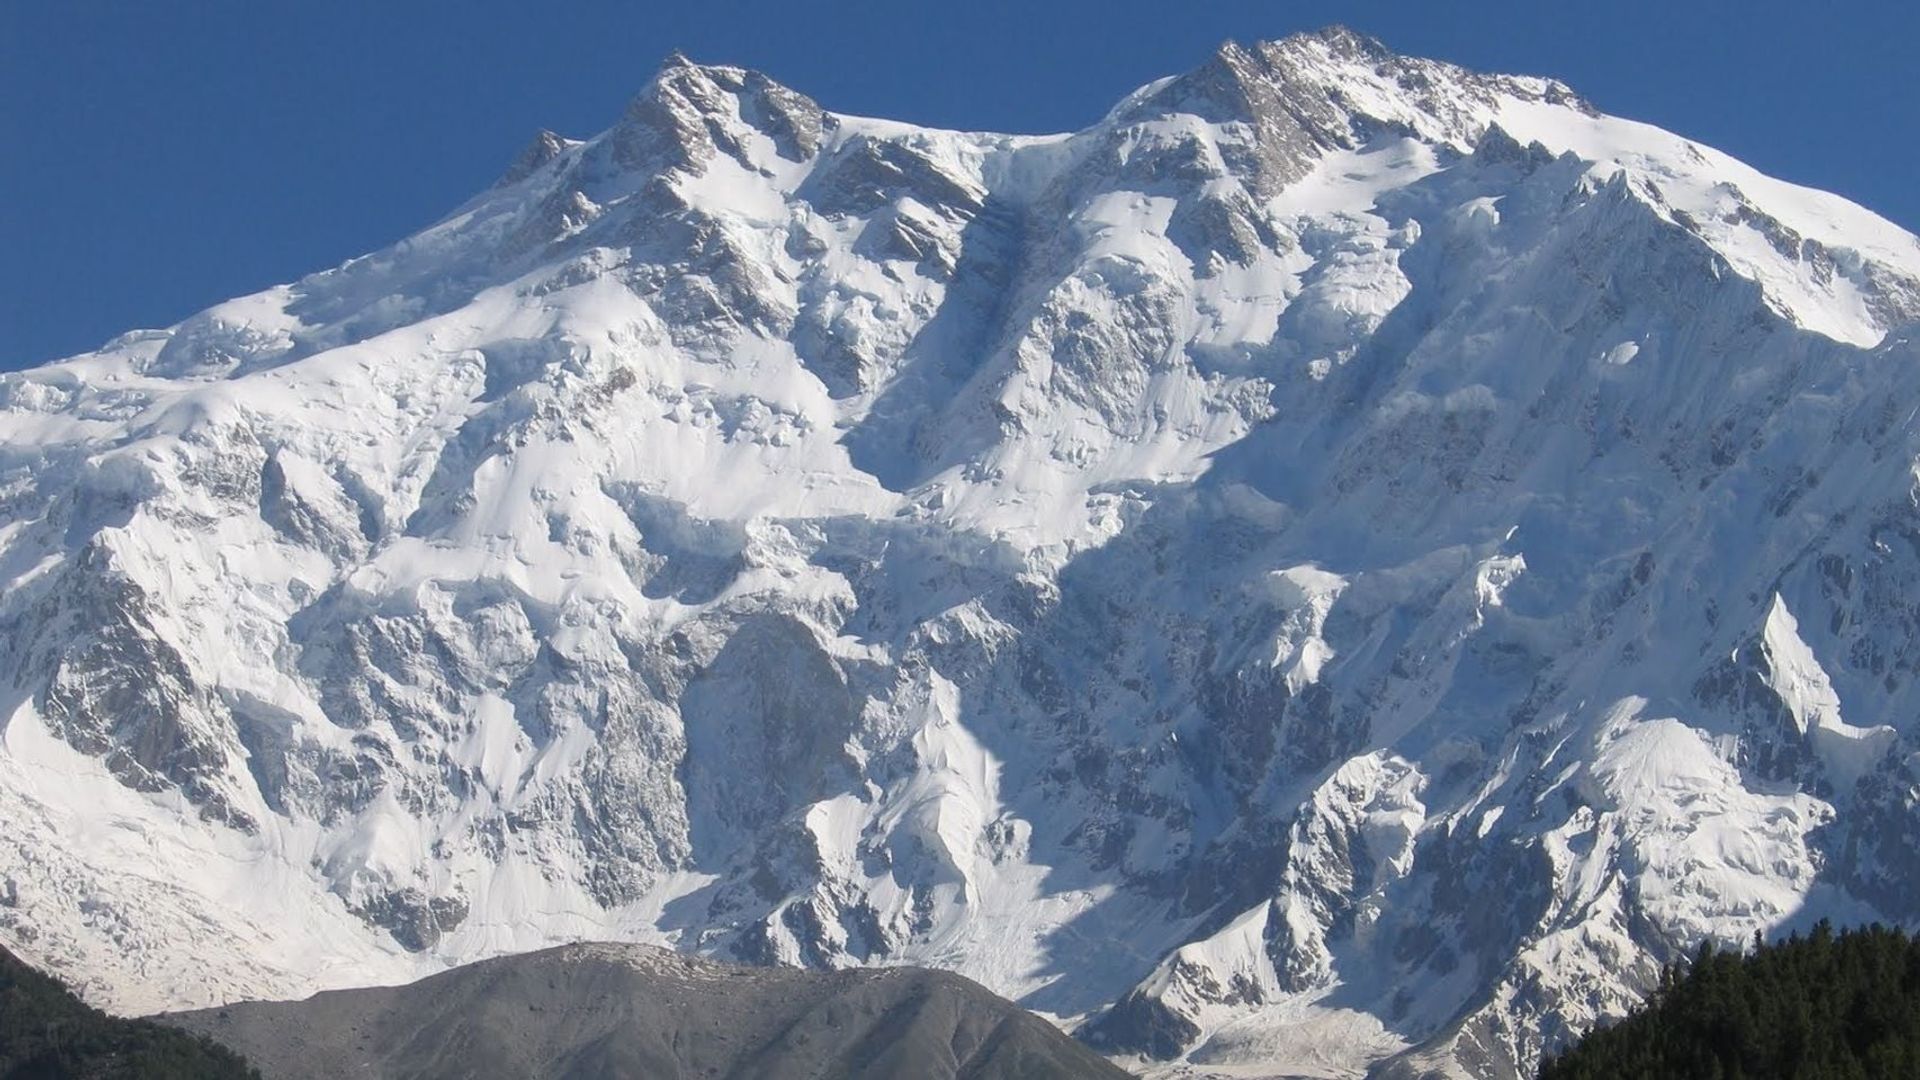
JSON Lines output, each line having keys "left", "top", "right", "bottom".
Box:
{"left": 1108, "top": 23, "right": 1597, "bottom": 197}
{"left": 1274, "top": 23, "right": 1395, "bottom": 61}
{"left": 643, "top": 49, "right": 756, "bottom": 92}
{"left": 496, "top": 128, "right": 575, "bottom": 187}
{"left": 613, "top": 53, "right": 826, "bottom": 172}
{"left": 8, "top": 33, "right": 1920, "bottom": 1080}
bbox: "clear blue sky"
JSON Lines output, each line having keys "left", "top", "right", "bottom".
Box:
{"left": 3, "top": 1, "right": 1915, "bottom": 371}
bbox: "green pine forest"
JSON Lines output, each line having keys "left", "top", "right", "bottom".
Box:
{"left": 0, "top": 944, "right": 256, "bottom": 1079}
{"left": 1539, "top": 921, "right": 1920, "bottom": 1079}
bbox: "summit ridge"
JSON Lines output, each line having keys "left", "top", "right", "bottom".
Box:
{"left": 4, "top": 29, "right": 1920, "bottom": 1078}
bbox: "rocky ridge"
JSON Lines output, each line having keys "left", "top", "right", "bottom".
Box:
{"left": 166, "top": 941, "right": 1129, "bottom": 1079}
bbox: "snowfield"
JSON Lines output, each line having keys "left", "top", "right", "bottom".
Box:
{"left": 4, "top": 27, "right": 1920, "bottom": 1078}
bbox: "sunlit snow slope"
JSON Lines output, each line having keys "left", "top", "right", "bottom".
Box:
{"left": 5, "top": 28, "right": 1920, "bottom": 1079}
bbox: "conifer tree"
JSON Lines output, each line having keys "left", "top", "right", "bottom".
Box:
{"left": 1540, "top": 922, "right": 1920, "bottom": 1079}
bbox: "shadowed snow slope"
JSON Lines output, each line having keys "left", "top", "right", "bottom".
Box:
{"left": 5, "top": 25, "right": 1920, "bottom": 1079}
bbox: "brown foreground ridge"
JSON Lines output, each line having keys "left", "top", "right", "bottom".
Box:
{"left": 165, "top": 942, "right": 1132, "bottom": 1079}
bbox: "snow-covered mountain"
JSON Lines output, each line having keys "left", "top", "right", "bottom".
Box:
{"left": 5, "top": 27, "right": 1920, "bottom": 1078}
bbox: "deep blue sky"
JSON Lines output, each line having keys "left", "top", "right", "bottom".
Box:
{"left": 3, "top": 1, "right": 1916, "bottom": 371}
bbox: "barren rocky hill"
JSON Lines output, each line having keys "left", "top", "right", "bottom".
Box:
{"left": 168, "top": 943, "right": 1129, "bottom": 1079}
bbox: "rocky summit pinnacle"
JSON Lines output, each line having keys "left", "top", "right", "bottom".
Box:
{"left": 4, "top": 27, "right": 1920, "bottom": 1079}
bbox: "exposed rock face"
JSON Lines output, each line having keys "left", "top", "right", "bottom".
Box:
{"left": 166, "top": 942, "right": 1132, "bottom": 1080}
{"left": 4, "top": 25, "right": 1920, "bottom": 1078}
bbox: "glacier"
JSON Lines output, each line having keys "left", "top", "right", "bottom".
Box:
{"left": 4, "top": 27, "right": 1920, "bottom": 1077}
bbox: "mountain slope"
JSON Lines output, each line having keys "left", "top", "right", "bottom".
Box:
{"left": 165, "top": 942, "right": 1131, "bottom": 1080}
{"left": 0, "top": 944, "right": 258, "bottom": 1079}
{"left": 4, "top": 26, "right": 1920, "bottom": 1078}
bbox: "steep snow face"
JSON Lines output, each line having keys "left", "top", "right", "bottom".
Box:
{"left": 6, "top": 26, "right": 1920, "bottom": 1078}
